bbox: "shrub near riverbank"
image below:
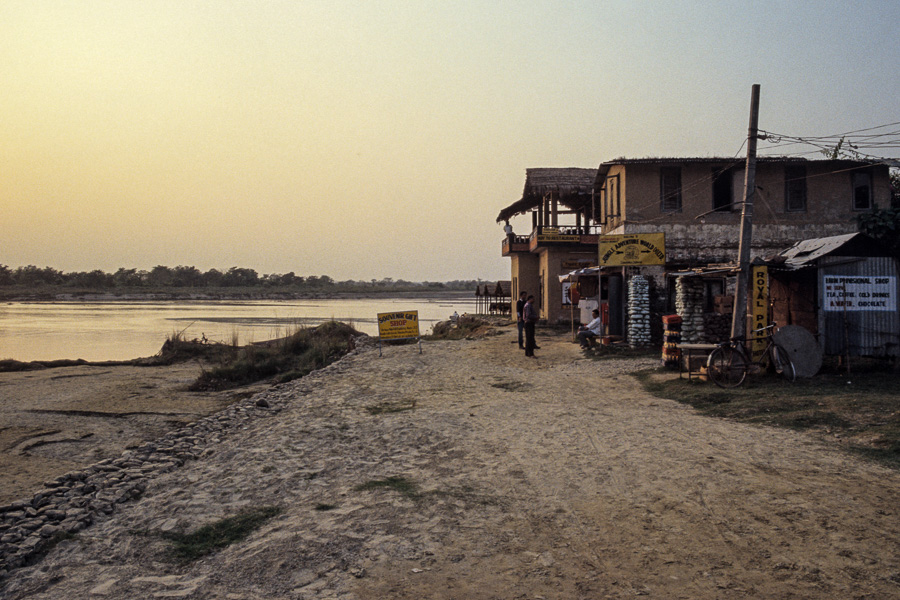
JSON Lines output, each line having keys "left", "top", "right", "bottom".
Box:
{"left": 189, "top": 321, "right": 360, "bottom": 390}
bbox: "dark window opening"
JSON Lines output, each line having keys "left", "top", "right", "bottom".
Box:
{"left": 704, "top": 279, "right": 725, "bottom": 312}
{"left": 712, "top": 167, "right": 733, "bottom": 212}
{"left": 660, "top": 167, "right": 682, "bottom": 212}
{"left": 785, "top": 165, "right": 807, "bottom": 212}
{"left": 852, "top": 171, "right": 872, "bottom": 210}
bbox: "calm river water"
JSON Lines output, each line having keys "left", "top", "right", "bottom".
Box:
{"left": 0, "top": 297, "right": 479, "bottom": 362}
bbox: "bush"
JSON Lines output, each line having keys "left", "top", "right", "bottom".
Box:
{"left": 189, "top": 321, "right": 359, "bottom": 390}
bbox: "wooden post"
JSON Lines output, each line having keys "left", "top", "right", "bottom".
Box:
{"left": 731, "top": 84, "right": 761, "bottom": 341}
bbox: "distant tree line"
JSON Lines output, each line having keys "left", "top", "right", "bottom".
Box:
{"left": 0, "top": 264, "right": 484, "bottom": 292}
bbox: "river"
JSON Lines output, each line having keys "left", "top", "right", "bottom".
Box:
{"left": 0, "top": 296, "right": 480, "bottom": 362}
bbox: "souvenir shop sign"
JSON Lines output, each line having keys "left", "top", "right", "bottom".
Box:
{"left": 823, "top": 275, "right": 896, "bottom": 311}
{"left": 377, "top": 311, "right": 420, "bottom": 340}
{"left": 598, "top": 233, "right": 666, "bottom": 266}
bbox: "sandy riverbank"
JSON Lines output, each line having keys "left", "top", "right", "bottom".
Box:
{"left": 0, "top": 363, "right": 268, "bottom": 506}
{"left": 2, "top": 325, "right": 899, "bottom": 598}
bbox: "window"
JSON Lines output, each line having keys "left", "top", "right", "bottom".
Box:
{"left": 611, "top": 175, "right": 621, "bottom": 217}
{"left": 712, "top": 167, "right": 733, "bottom": 212}
{"left": 784, "top": 165, "right": 807, "bottom": 212}
{"left": 608, "top": 177, "right": 617, "bottom": 218}
{"left": 852, "top": 171, "right": 872, "bottom": 210}
{"left": 660, "top": 167, "right": 682, "bottom": 212}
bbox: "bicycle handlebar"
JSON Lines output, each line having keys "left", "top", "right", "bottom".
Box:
{"left": 724, "top": 323, "right": 778, "bottom": 344}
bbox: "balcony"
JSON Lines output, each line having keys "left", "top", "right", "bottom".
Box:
{"left": 502, "top": 226, "right": 600, "bottom": 256}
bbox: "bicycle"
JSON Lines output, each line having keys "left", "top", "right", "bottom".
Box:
{"left": 706, "top": 323, "right": 796, "bottom": 388}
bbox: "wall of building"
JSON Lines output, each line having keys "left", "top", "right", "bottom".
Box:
{"left": 510, "top": 253, "right": 540, "bottom": 316}
{"left": 538, "top": 248, "right": 597, "bottom": 323}
{"left": 603, "top": 161, "right": 890, "bottom": 231}
{"left": 601, "top": 161, "right": 891, "bottom": 266}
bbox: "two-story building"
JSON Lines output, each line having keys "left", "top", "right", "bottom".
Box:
{"left": 496, "top": 157, "right": 892, "bottom": 342}
{"left": 497, "top": 168, "right": 599, "bottom": 322}
{"left": 592, "top": 156, "right": 893, "bottom": 341}
{"left": 594, "top": 157, "right": 891, "bottom": 265}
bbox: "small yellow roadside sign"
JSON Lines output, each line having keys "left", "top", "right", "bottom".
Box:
{"left": 377, "top": 311, "right": 420, "bottom": 340}
{"left": 598, "top": 233, "right": 666, "bottom": 266}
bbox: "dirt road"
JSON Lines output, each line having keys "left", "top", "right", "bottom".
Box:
{"left": 3, "top": 327, "right": 899, "bottom": 599}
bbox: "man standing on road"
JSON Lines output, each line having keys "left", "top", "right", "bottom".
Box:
{"left": 524, "top": 295, "right": 539, "bottom": 358}
{"left": 516, "top": 291, "right": 527, "bottom": 349}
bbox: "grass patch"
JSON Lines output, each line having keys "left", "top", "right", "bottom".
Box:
{"left": 159, "top": 506, "right": 282, "bottom": 561}
{"left": 366, "top": 400, "right": 417, "bottom": 415}
{"left": 636, "top": 362, "right": 900, "bottom": 469}
{"left": 491, "top": 381, "right": 528, "bottom": 392}
{"left": 354, "top": 476, "right": 420, "bottom": 499}
{"left": 584, "top": 345, "right": 659, "bottom": 360}
{"left": 189, "top": 321, "right": 359, "bottom": 390}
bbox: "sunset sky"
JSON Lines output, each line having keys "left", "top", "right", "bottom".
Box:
{"left": 2, "top": 1, "right": 898, "bottom": 281}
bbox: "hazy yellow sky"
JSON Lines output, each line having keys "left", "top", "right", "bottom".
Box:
{"left": 2, "top": 1, "right": 897, "bottom": 281}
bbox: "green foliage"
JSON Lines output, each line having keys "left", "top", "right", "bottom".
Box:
{"left": 0, "top": 263, "right": 485, "bottom": 294}
{"left": 160, "top": 506, "right": 282, "bottom": 561}
{"left": 189, "top": 321, "right": 359, "bottom": 390}
{"left": 857, "top": 207, "right": 900, "bottom": 259}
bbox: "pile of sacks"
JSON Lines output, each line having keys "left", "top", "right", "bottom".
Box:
{"left": 627, "top": 275, "right": 652, "bottom": 347}
{"left": 675, "top": 277, "right": 705, "bottom": 343}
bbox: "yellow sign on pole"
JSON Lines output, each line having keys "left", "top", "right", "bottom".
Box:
{"left": 598, "top": 233, "right": 666, "bottom": 266}
{"left": 377, "top": 311, "right": 420, "bottom": 340}
{"left": 750, "top": 265, "right": 769, "bottom": 361}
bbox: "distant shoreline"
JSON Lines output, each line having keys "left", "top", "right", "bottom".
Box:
{"left": 0, "top": 288, "right": 475, "bottom": 303}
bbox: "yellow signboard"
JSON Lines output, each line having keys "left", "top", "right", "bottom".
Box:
{"left": 598, "top": 233, "right": 666, "bottom": 266}
{"left": 377, "top": 311, "right": 420, "bottom": 340}
{"left": 537, "top": 232, "right": 582, "bottom": 243}
{"left": 751, "top": 265, "right": 769, "bottom": 361}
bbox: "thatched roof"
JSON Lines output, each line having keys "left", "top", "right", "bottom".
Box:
{"left": 496, "top": 167, "right": 596, "bottom": 223}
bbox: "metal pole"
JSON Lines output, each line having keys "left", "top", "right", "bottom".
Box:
{"left": 731, "top": 84, "right": 761, "bottom": 340}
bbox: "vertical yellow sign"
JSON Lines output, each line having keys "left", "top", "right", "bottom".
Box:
{"left": 751, "top": 265, "right": 768, "bottom": 361}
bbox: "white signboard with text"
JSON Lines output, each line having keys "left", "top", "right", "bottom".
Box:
{"left": 823, "top": 275, "right": 896, "bottom": 312}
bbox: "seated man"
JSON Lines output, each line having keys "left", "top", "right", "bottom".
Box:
{"left": 576, "top": 309, "right": 603, "bottom": 348}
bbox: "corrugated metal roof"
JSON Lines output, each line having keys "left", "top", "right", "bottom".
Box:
{"left": 779, "top": 233, "right": 861, "bottom": 268}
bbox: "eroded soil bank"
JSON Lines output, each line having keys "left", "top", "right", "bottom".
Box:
{"left": 0, "top": 363, "right": 265, "bottom": 506}
{"left": 2, "top": 327, "right": 899, "bottom": 599}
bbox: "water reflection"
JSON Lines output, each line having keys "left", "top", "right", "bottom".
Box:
{"left": 0, "top": 297, "right": 479, "bottom": 362}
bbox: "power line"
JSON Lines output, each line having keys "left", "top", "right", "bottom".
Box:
{"left": 758, "top": 120, "right": 900, "bottom": 163}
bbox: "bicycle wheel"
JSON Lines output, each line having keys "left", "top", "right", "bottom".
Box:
{"left": 707, "top": 345, "right": 747, "bottom": 388}
{"left": 772, "top": 344, "right": 796, "bottom": 383}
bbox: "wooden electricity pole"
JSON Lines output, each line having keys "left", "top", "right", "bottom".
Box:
{"left": 731, "top": 84, "right": 761, "bottom": 340}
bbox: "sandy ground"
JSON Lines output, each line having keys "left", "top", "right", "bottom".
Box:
{"left": 2, "top": 326, "right": 900, "bottom": 599}
{"left": 0, "top": 363, "right": 267, "bottom": 506}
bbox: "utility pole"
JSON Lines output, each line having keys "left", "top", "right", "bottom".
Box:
{"left": 731, "top": 84, "right": 761, "bottom": 340}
